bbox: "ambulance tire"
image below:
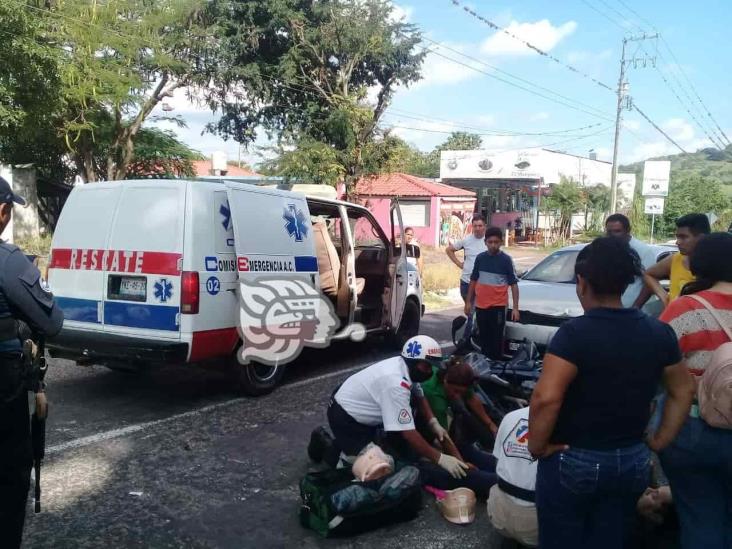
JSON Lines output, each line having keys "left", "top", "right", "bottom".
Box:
{"left": 390, "top": 298, "right": 421, "bottom": 349}
{"left": 236, "top": 362, "right": 286, "bottom": 396}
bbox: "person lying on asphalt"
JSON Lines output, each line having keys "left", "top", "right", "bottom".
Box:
{"left": 327, "top": 335, "right": 469, "bottom": 480}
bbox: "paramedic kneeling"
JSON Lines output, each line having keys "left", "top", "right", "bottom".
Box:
{"left": 328, "top": 335, "right": 469, "bottom": 479}
{"left": 487, "top": 407, "right": 538, "bottom": 548}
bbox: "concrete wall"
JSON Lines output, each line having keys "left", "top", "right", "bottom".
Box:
{"left": 11, "top": 167, "right": 41, "bottom": 241}
{"left": 0, "top": 165, "right": 42, "bottom": 244}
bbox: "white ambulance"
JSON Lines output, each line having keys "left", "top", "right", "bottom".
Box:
{"left": 46, "top": 178, "right": 423, "bottom": 394}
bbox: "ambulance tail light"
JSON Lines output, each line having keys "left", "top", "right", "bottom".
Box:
{"left": 181, "top": 271, "right": 199, "bottom": 314}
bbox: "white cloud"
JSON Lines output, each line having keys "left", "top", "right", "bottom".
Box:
{"left": 390, "top": 3, "right": 413, "bottom": 22}
{"left": 481, "top": 20, "right": 577, "bottom": 56}
{"left": 530, "top": 112, "right": 550, "bottom": 122}
{"left": 623, "top": 119, "right": 641, "bottom": 131}
{"left": 663, "top": 118, "right": 695, "bottom": 142}
{"left": 476, "top": 114, "right": 495, "bottom": 126}
{"left": 408, "top": 42, "right": 485, "bottom": 90}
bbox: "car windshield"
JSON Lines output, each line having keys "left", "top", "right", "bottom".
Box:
{"left": 523, "top": 250, "right": 580, "bottom": 284}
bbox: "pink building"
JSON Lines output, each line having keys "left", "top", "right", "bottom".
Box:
{"left": 351, "top": 173, "right": 476, "bottom": 248}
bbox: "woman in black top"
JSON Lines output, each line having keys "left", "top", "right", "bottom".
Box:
{"left": 404, "top": 227, "right": 423, "bottom": 274}
{"left": 528, "top": 237, "right": 695, "bottom": 549}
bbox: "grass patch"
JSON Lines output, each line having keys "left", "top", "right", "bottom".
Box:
{"left": 423, "top": 291, "right": 454, "bottom": 312}
{"left": 15, "top": 234, "right": 53, "bottom": 257}
{"left": 422, "top": 262, "right": 460, "bottom": 293}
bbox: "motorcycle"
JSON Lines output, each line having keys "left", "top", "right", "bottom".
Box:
{"left": 462, "top": 339, "right": 542, "bottom": 425}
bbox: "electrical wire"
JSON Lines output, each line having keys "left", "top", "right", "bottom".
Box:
{"left": 448, "top": 0, "right": 615, "bottom": 92}
{"left": 612, "top": 0, "right": 731, "bottom": 146}
{"left": 632, "top": 104, "right": 687, "bottom": 153}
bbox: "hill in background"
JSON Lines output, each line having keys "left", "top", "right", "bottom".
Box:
{"left": 621, "top": 145, "right": 732, "bottom": 197}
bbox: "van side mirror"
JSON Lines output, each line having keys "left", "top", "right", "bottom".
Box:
{"left": 517, "top": 269, "right": 528, "bottom": 279}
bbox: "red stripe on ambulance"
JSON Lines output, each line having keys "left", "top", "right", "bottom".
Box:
{"left": 50, "top": 249, "right": 182, "bottom": 275}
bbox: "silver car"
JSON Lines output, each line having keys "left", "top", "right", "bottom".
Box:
{"left": 505, "top": 243, "right": 677, "bottom": 351}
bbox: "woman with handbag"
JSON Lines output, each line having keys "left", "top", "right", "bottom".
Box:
{"left": 659, "top": 232, "right": 732, "bottom": 549}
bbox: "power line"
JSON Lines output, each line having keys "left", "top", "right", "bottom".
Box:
{"left": 415, "top": 35, "right": 611, "bottom": 119}
{"left": 612, "top": 0, "right": 730, "bottom": 146}
{"left": 448, "top": 0, "right": 615, "bottom": 92}
{"left": 579, "top": 0, "right": 627, "bottom": 31}
{"left": 652, "top": 59, "right": 726, "bottom": 149}
{"left": 384, "top": 109, "right": 605, "bottom": 137}
{"left": 658, "top": 38, "right": 730, "bottom": 146}
{"left": 632, "top": 103, "right": 687, "bottom": 154}
{"left": 414, "top": 44, "right": 616, "bottom": 122}
{"left": 385, "top": 121, "right": 613, "bottom": 139}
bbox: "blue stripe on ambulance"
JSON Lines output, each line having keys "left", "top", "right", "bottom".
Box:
{"left": 55, "top": 297, "right": 100, "bottom": 324}
{"left": 294, "top": 255, "right": 318, "bottom": 272}
{"left": 56, "top": 297, "right": 179, "bottom": 331}
{"left": 104, "top": 302, "right": 179, "bottom": 331}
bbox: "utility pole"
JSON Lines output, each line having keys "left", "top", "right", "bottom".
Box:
{"left": 610, "top": 38, "right": 628, "bottom": 214}
{"left": 609, "top": 33, "right": 659, "bottom": 213}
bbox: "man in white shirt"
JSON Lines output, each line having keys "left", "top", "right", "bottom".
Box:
{"left": 446, "top": 215, "right": 488, "bottom": 340}
{"left": 327, "top": 335, "right": 469, "bottom": 479}
{"left": 487, "top": 407, "right": 538, "bottom": 548}
{"left": 605, "top": 214, "right": 658, "bottom": 307}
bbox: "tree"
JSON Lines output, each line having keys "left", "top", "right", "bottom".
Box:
{"left": 260, "top": 138, "right": 346, "bottom": 186}
{"left": 0, "top": 2, "right": 67, "bottom": 183}
{"left": 417, "top": 132, "right": 483, "bottom": 178}
{"left": 124, "top": 128, "right": 204, "bottom": 179}
{"left": 0, "top": 0, "right": 213, "bottom": 183}
{"left": 52, "top": 0, "right": 213, "bottom": 182}
{"left": 656, "top": 176, "right": 731, "bottom": 237}
{"left": 542, "top": 176, "right": 584, "bottom": 240}
{"left": 206, "top": 0, "right": 424, "bottom": 191}
{"left": 582, "top": 184, "right": 611, "bottom": 233}
{"left": 0, "top": 2, "right": 60, "bottom": 133}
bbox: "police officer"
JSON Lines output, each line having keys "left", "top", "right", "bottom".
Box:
{"left": 0, "top": 176, "right": 63, "bottom": 548}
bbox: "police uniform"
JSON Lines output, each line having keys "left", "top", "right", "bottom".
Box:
{"left": 327, "top": 356, "right": 423, "bottom": 456}
{"left": 0, "top": 177, "right": 63, "bottom": 548}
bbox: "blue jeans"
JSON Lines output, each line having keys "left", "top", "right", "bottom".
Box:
{"left": 418, "top": 442, "right": 497, "bottom": 498}
{"left": 536, "top": 444, "right": 651, "bottom": 549}
{"left": 659, "top": 417, "right": 732, "bottom": 549}
{"left": 460, "top": 280, "right": 475, "bottom": 342}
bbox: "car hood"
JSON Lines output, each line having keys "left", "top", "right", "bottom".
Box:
{"left": 516, "top": 280, "right": 584, "bottom": 317}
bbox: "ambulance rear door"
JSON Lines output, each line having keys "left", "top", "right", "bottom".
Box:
{"left": 101, "top": 182, "right": 185, "bottom": 340}
{"left": 224, "top": 183, "right": 322, "bottom": 342}
{"left": 48, "top": 184, "right": 122, "bottom": 332}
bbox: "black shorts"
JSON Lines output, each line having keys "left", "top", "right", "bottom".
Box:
{"left": 327, "top": 398, "right": 378, "bottom": 457}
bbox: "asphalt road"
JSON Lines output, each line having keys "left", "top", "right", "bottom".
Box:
{"left": 22, "top": 251, "right": 546, "bottom": 548}
{"left": 22, "top": 307, "right": 514, "bottom": 548}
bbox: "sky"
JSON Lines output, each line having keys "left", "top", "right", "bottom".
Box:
{"left": 152, "top": 0, "right": 732, "bottom": 170}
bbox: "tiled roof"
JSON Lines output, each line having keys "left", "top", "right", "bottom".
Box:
{"left": 354, "top": 172, "right": 475, "bottom": 197}
{"left": 192, "top": 160, "right": 260, "bottom": 177}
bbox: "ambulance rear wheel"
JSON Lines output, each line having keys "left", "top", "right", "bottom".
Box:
{"left": 237, "top": 362, "right": 286, "bottom": 396}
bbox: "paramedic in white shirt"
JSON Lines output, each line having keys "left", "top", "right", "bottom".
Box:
{"left": 446, "top": 215, "right": 488, "bottom": 340}
{"left": 487, "top": 407, "right": 538, "bottom": 548}
{"left": 605, "top": 214, "right": 658, "bottom": 307}
{"left": 328, "top": 335, "right": 469, "bottom": 479}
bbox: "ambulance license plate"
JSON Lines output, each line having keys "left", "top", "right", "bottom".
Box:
{"left": 119, "top": 277, "right": 147, "bottom": 299}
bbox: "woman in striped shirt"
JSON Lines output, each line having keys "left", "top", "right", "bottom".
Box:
{"left": 658, "top": 232, "right": 732, "bottom": 549}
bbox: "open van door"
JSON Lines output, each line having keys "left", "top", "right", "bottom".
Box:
{"left": 337, "top": 205, "right": 358, "bottom": 323}
{"left": 224, "top": 181, "right": 321, "bottom": 395}
{"left": 389, "top": 199, "right": 408, "bottom": 332}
